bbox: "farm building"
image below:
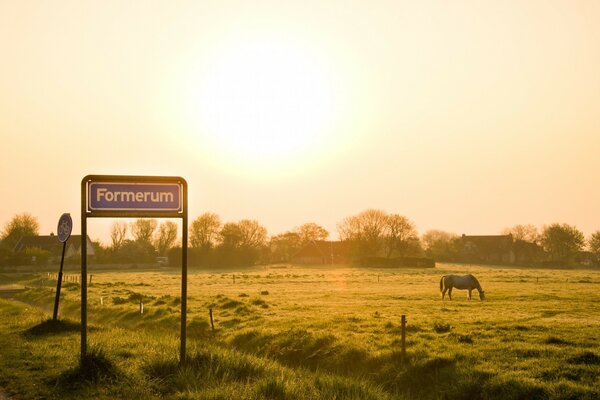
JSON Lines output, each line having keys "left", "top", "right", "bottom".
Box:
{"left": 459, "top": 234, "right": 515, "bottom": 264}
{"left": 13, "top": 234, "right": 95, "bottom": 263}
{"left": 291, "top": 240, "right": 350, "bottom": 265}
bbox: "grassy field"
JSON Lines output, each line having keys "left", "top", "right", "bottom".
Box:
{"left": 0, "top": 263, "right": 599, "bottom": 399}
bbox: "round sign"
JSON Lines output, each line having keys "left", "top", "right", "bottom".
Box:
{"left": 57, "top": 213, "right": 73, "bottom": 243}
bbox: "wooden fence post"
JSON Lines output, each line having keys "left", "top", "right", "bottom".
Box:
{"left": 209, "top": 308, "right": 215, "bottom": 333}
{"left": 140, "top": 299, "right": 144, "bottom": 315}
{"left": 401, "top": 315, "right": 407, "bottom": 362}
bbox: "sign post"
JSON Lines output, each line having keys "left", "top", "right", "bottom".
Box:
{"left": 53, "top": 213, "right": 72, "bottom": 321}
{"left": 80, "top": 175, "right": 188, "bottom": 364}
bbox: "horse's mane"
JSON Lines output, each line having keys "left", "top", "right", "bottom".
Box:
{"left": 469, "top": 274, "right": 482, "bottom": 290}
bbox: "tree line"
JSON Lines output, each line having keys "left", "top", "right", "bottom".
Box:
{"left": 1, "top": 211, "right": 600, "bottom": 267}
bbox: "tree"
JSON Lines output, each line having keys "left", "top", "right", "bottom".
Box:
{"left": 236, "top": 220, "right": 268, "bottom": 248}
{"left": 337, "top": 209, "right": 421, "bottom": 259}
{"left": 1, "top": 213, "right": 40, "bottom": 250}
{"left": 189, "top": 213, "right": 221, "bottom": 249}
{"left": 155, "top": 221, "right": 178, "bottom": 256}
{"left": 540, "top": 223, "right": 585, "bottom": 263}
{"left": 589, "top": 231, "right": 600, "bottom": 264}
{"left": 131, "top": 219, "right": 158, "bottom": 244}
{"left": 110, "top": 221, "right": 128, "bottom": 251}
{"left": 422, "top": 230, "right": 459, "bottom": 261}
{"left": 502, "top": 224, "right": 539, "bottom": 243}
{"left": 385, "top": 214, "right": 420, "bottom": 257}
{"left": 337, "top": 209, "right": 389, "bottom": 257}
{"left": 269, "top": 231, "right": 302, "bottom": 262}
{"left": 296, "top": 223, "right": 329, "bottom": 243}
{"left": 217, "top": 219, "right": 268, "bottom": 266}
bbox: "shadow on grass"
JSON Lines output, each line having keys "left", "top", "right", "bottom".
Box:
{"left": 23, "top": 318, "right": 80, "bottom": 337}
{"left": 56, "top": 346, "right": 120, "bottom": 389}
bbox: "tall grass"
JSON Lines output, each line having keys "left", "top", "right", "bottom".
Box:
{"left": 1, "top": 264, "right": 599, "bottom": 399}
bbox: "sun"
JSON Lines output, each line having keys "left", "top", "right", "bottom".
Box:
{"left": 187, "top": 39, "right": 337, "bottom": 174}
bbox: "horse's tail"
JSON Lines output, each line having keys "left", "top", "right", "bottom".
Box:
{"left": 440, "top": 276, "right": 444, "bottom": 292}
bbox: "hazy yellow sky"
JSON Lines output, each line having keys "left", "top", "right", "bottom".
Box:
{"left": 1, "top": 1, "right": 599, "bottom": 243}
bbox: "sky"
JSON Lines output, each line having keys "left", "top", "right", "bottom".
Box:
{"left": 1, "top": 1, "right": 599, "bottom": 244}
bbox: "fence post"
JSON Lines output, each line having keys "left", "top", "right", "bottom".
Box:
{"left": 209, "top": 308, "right": 215, "bottom": 333}
{"left": 89, "top": 274, "right": 93, "bottom": 284}
{"left": 140, "top": 299, "right": 144, "bottom": 315}
{"left": 233, "top": 274, "right": 235, "bottom": 284}
{"left": 401, "top": 315, "right": 407, "bottom": 362}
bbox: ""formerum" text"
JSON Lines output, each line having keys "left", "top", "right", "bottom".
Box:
{"left": 96, "top": 188, "right": 174, "bottom": 203}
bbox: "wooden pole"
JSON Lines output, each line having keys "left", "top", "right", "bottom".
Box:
{"left": 81, "top": 179, "right": 88, "bottom": 362}
{"left": 180, "top": 181, "right": 188, "bottom": 366}
{"left": 401, "top": 315, "right": 407, "bottom": 361}
{"left": 209, "top": 308, "right": 214, "bottom": 333}
{"left": 52, "top": 242, "right": 67, "bottom": 321}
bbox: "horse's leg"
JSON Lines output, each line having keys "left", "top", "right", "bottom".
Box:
{"left": 441, "top": 288, "right": 447, "bottom": 300}
{"left": 468, "top": 289, "right": 472, "bottom": 300}
{"left": 448, "top": 287, "right": 452, "bottom": 300}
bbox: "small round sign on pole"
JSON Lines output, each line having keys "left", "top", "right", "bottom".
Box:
{"left": 53, "top": 213, "right": 72, "bottom": 321}
{"left": 57, "top": 213, "right": 72, "bottom": 243}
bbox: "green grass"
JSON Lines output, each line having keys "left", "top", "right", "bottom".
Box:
{"left": 0, "top": 263, "right": 599, "bottom": 399}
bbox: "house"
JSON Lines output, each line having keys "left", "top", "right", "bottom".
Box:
{"left": 291, "top": 241, "right": 350, "bottom": 265}
{"left": 459, "top": 234, "right": 516, "bottom": 264}
{"left": 13, "top": 234, "right": 95, "bottom": 262}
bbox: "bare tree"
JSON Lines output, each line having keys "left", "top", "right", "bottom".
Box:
{"left": 237, "top": 219, "right": 268, "bottom": 248}
{"left": 502, "top": 224, "right": 539, "bottom": 243}
{"left": 337, "top": 209, "right": 389, "bottom": 257}
{"left": 155, "top": 221, "right": 178, "bottom": 255}
{"left": 189, "top": 213, "right": 221, "bottom": 249}
{"left": 385, "top": 214, "right": 419, "bottom": 257}
{"left": 1, "top": 213, "right": 39, "bottom": 249}
{"left": 110, "top": 221, "right": 128, "bottom": 251}
{"left": 131, "top": 219, "right": 158, "bottom": 244}
{"left": 296, "top": 222, "right": 329, "bottom": 243}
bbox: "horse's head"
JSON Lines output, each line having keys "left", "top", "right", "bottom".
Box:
{"left": 479, "top": 291, "right": 485, "bottom": 301}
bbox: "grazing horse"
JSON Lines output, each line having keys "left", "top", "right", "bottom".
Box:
{"left": 440, "top": 274, "right": 485, "bottom": 301}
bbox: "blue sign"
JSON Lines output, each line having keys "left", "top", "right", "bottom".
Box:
{"left": 88, "top": 182, "right": 182, "bottom": 212}
{"left": 57, "top": 213, "right": 72, "bottom": 243}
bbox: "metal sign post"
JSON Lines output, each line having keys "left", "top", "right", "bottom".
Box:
{"left": 53, "top": 213, "right": 72, "bottom": 321}
{"left": 80, "top": 175, "right": 188, "bottom": 364}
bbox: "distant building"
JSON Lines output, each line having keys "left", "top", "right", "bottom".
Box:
{"left": 13, "top": 234, "right": 95, "bottom": 262}
{"left": 459, "top": 234, "right": 516, "bottom": 264}
{"left": 291, "top": 241, "right": 350, "bottom": 265}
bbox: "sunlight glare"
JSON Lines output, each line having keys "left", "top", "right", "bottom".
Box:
{"left": 189, "top": 39, "right": 337, "bottom": 174}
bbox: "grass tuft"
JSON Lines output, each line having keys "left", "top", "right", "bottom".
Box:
{"left": 544, "top": 335, "right": 569, "bottom": 345}
{"left": 433, "top": 321, "right": 453, "bottom": 333}
{"left": 568, "top": 351, "right": 600, "bottom": 365}
{"left": 257, "top": 377, "right": 288, "bottom": 400}
{"left": 57, "top": 346, "right": 119, "bottom": 386}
